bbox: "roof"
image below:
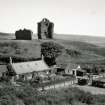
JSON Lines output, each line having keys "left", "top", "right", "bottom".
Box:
{"left": 65, "top": 63, "right": 78, "bottom": 71}
{"left": 11, "top": 60, "right": 50, "bottom": 74}
{"left": 72, "top": 68, "right": 86, "bottom": 72}
{"left": 65, "top": 63, "right": 85, "bottom": 72}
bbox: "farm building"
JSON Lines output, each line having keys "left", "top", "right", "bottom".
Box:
{"left": 65, "top": 64, "right": 86, "bottom": 77}
{"left": 55, "top": 63, "right": 86, "bottom": 77}
{"left": 15, "top": 29, "right": 33, "bottom": 40}
{"left": 65, "top": 63, "right": 78, "bottom": 75}
{"left": 65, "top": 64, "right": 89, "bottom": 85}
{"left": 37, "top": 18, "right": 54, "bottom": 39}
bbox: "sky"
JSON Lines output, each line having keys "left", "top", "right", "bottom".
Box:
{"left": 0, "top": 0, "right": 105, "bottom": 36}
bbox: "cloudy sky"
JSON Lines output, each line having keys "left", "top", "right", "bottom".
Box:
{"left": 0, "top": 0, "right": 105, "bottom": 36}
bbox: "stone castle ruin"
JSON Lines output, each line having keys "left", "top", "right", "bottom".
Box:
{"left": 15, "top": 29, "right": 33, "bottom": 40}
{"left": 37, "top": 18, "right": 54, "bottom": 39}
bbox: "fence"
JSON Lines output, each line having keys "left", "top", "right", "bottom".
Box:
{"left": 38, "top": 79, "right": 77, "bottom": 91}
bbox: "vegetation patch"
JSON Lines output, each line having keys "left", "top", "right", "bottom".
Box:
{"left": 1, "top": 83, "right": 105, "bottom": 105}
{"left": 65, "top": 48, "right": 81, "bottom": 57}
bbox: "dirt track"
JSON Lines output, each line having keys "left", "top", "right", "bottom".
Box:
{"left": 38, "top": 82, "right": 105, "bottom": 95}
{"left": 74, "top": 85, "right": 105, "bottom": 95}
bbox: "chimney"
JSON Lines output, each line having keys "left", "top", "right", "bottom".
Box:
{"left": 42, "top": 54, "right": 44, "bottom": 61}
{"left": 9, "top": 57, "right": 12, "bottom": 64}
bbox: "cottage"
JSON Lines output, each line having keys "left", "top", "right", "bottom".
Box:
{"left": 65, "top": 64, "right": 86, "bottom": 77}
{"left": 8, "top": 57, "right": 53, "bottom": 83}
{"left": 65, "top": 63, "right": 78, "bottom": 75}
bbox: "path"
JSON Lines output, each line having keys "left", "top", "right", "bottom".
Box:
{"left": 38, "top": 80, "right": 75, "bottom": 91}
{"left": 38, "top": 82, "right": 105, "bottom": 95}
{"left": 74, "top": 85, "right": 105, "bottom": 95}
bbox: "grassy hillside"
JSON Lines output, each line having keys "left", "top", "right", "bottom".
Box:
{"left": 0, "top": 32, "right": 15, "bottom": 39}
{"left": 0, "top": 32, "right": 105, "bottom": 46}
{"left": 0, "top": 32, "right": 105, "bottom": 64}
{"left": 40, "top": 39, "right": 105, "bottom": 64}
{"left": 1, "top": 83, "right": 105, "bottom": 105}
{"left": 54, "top": 34, "right": 105, "bottom": 47}
{"left": 0, "top": 40, "right": 41, "bottom": 63}
{"left": 55, "top": 39, "right": 105, "bottom": 65}
{"left": 0, "top": 38, "right": 104, "bottom": 65}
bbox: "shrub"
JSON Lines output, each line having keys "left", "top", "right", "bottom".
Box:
{"left": 66, "top": 49, "right": 81, "bottom": 57}
{"left": 41, "top": 42, "right": 63, "bottom": 66}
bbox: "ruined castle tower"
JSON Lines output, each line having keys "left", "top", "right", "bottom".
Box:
{"left": 37, "top": 18, "right": 54, "bottom": 39}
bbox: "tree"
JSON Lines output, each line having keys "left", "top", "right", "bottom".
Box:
{"left": 41, "top": 42, "right": 63, "bottom": 66}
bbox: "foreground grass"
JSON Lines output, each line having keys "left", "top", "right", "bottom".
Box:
{"left": 74, "top": 85, "right": 105, "bottom": 95}
{"left": 1, "top": 82, "right": 105, "bottom": 105}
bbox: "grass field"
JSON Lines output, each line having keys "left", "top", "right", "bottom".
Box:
{"left": 54, "top": 34, "right": 105, "bottom": 47}
{"left": 0, "top": 33, "right": 105, "bottom": 65}
{"left": 74, "top": 85, "right": 105, "bottom": 95}
{"left": 0, "top": 40, "right": 41, "bottom": 63}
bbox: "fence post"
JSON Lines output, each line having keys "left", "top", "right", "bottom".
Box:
{"left": 54, "top": 77, "right": 55, "bottom": 89}
{"left": 64, "top": 80, "right": 65, "bottom": 87}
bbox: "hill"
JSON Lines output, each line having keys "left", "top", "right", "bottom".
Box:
{"left": 0, "top": 39, "right": 104, "bottom": 65}
{"left": 0, "top": 40, "right": 41, "bottom": 63}
{"left": 0, "top": 32, "right": 105, "bottom": 64}
{"left": 54, "top": 34, "right": 105, "bottom": 47}
{"left": 55, "top": 39, "right": 105, "bottom": 65}
{"left": 0, "top": 32, "right": 15, "bottom": 39}
{"left": 0, "top": 32, "right": 105, "bottom": 46}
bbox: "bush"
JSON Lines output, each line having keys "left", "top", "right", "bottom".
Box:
{"left": 66, "top": 49, "right": 81, "bottom": 57}
{"left": 41, "top": 42, "right": 63, "bottom": 66}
